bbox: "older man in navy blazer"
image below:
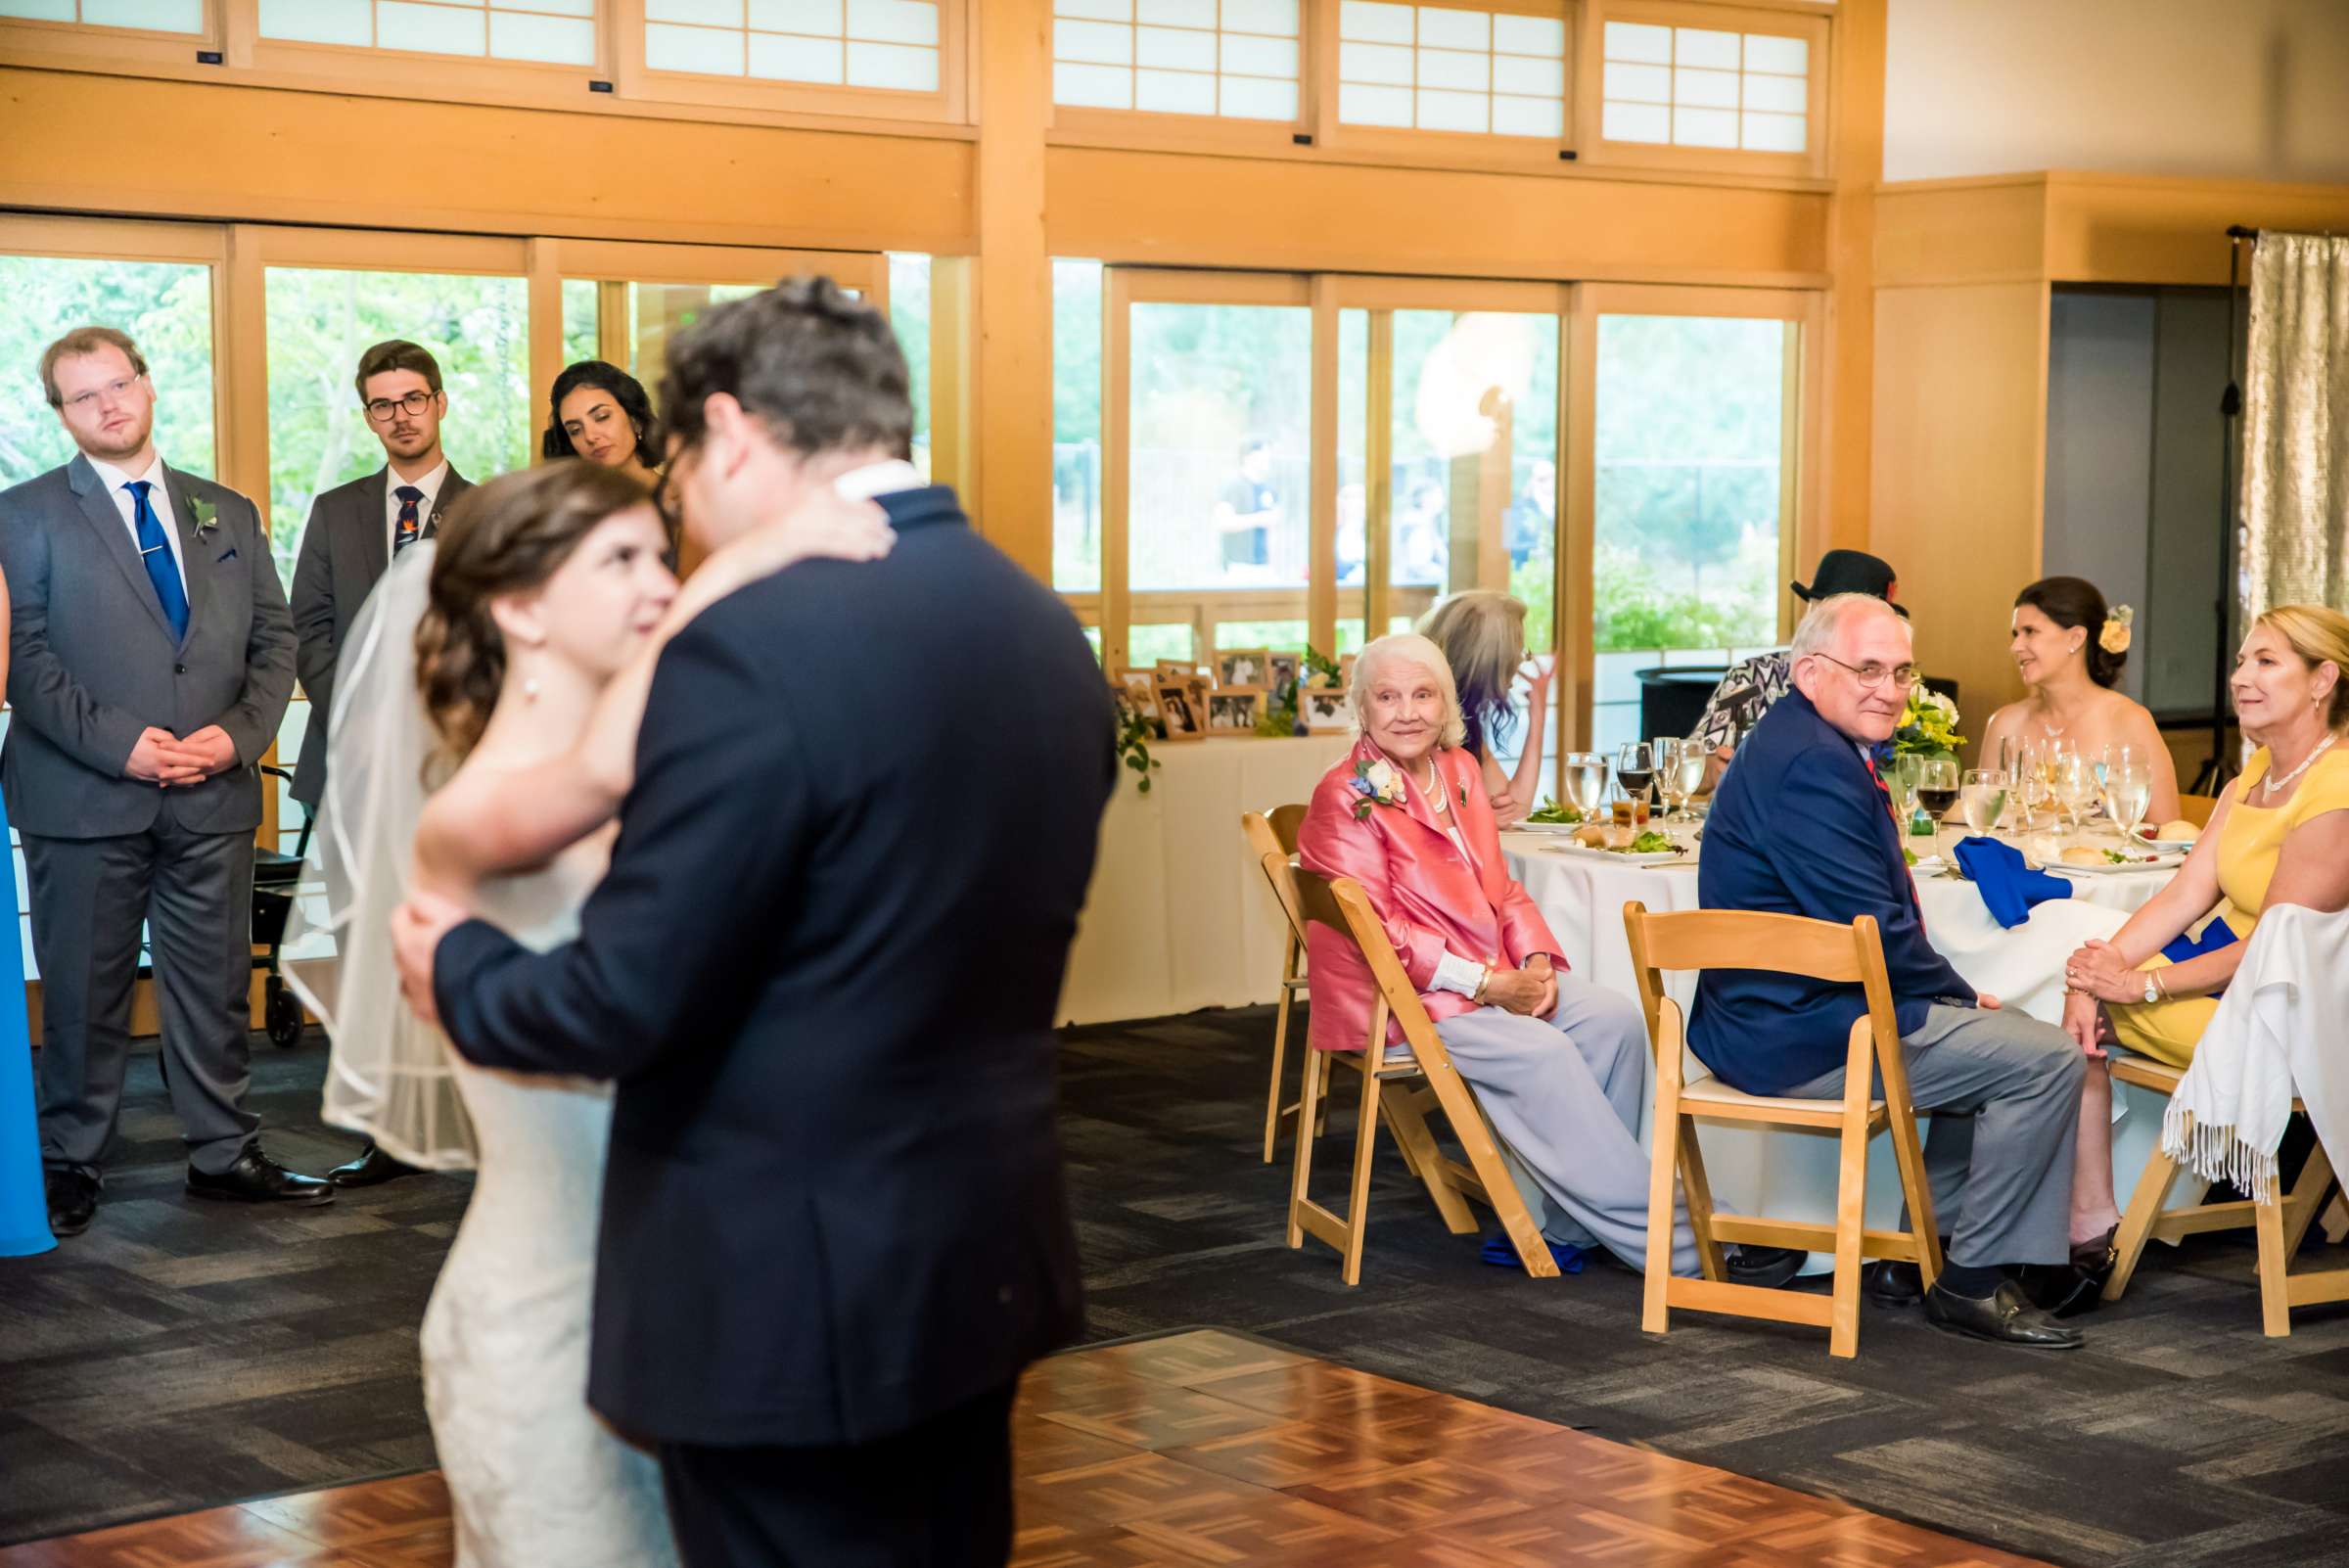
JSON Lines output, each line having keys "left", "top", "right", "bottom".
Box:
{"left": 1693, "top": 593, "right": 2088, "bottom": 1349}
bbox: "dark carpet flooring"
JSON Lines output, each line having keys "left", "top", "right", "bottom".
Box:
{"left": 5, "top": 1011, "right": 2348, "bottom": 1567}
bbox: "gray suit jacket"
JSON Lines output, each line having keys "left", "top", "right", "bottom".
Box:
{"left": 0, "top": 454, "right": 296, "bottom": 840}
{"left": 288, "top": 466, "right": 470, "bottom": 807}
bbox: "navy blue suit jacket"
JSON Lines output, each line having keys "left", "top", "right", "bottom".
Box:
{"left": 433, "top": 485, "right": 1113, "bottom": 1448}
{"left": 1690, "top": 687, "right": 1974, "bottom": 1094}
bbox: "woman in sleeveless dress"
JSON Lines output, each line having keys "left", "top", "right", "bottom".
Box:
{"left": 289, "top": 461, "right": 888, "bottom": 1566}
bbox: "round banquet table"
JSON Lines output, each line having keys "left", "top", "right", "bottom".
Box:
{"left": 1500, "top": 828, "right": 2188, "bottom": 1245}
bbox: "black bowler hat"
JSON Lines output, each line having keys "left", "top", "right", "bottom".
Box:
{"left": 1792, "top": 549, "right": 1907, "bottom": 617}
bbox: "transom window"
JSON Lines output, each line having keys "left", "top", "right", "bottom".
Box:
{"left": 1051, "top": 0, "right": 1302, "bottom": 122}
{"left": 1599, "top": 19, "right": 1808, "bottom": 154}
{"left": 0, "top": 0, "right": 200, "bottom": 29}
{"left": 1336, "top": 2, "right": 1566, "bottom": 139}
{"left": 258, "top": 0, "right": 596, "bottom": 65}
{"left": 646, "top": 0, "right": 943, "bottom": 92}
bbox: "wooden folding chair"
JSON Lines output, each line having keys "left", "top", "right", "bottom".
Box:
{"left": 2176, "top": 793, "right": 2221, "bottom": 829}
{"left": 2101, "top": 1055, "right": 2348, "bottom": 1335}
{"left": 1241, "top": 807, "right": 1312, "bottom": 1164}
{"left": 1625, "top": 902, "right": 1944, "bottom": 1359}
{"left": 1279, "top": 864, "right": 1559, "bottom": 1286}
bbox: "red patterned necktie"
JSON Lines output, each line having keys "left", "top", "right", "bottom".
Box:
{"left": 1864, "top": 752, "right": 1925, "bottom": 919}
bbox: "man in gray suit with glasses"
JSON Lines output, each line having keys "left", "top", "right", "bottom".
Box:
{"left": 2, "top": 325, "right": 328, "bottom": 1240}
{"left": 290, "top": 339, "right": 471, "bottom": 1190}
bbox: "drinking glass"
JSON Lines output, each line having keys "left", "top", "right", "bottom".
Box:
{"left": 1960, "top": 768, "right": 2008, "bottom": 837}
{"left": 1564, "top": 752, "right": 1610, "bottom": 820}
{"left": 2102, "top": 758, "right": 2153, "bottom": 847}
{"left": 1889, "top": 753, "right": 1925, "bottom": 835}
{"left": 1914, "top": 757, "right": 1959, "bottom": 853}
{"left": 1615, "top": 742, "right": 1657, "bottom": 810}
{"left": 1665, "top": 738, "right": 1708, "bottom": 823}
{"left": 2050, "top": 752, "right": 2099, "bottom": 843}
{"left": 1652, "top": 737, "right": 1685, "bottom": 821}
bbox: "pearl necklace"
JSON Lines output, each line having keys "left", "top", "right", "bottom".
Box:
{"left": 2261, "top": 732, "right": 2336, "bottom": 799}
{"left": 1423, "top": 760, "right": 1448, "bottom": 814}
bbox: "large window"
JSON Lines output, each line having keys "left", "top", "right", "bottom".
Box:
{"left": 0, "top": 0, "right": 199, "bottom": 29}
{"left": 0, "top": 254, "right": 215, "bottom": 488}
{"left": 1336, "top": 2, "right": 1567, "bottom": 138}
{"left": 644, "top": 0, "right": 942, "bottom": 90}
{"left": 1053, "top": 258, "right": 1105, "bottom": 594}
{"left": 262, "top": 266, "right": 530, "bottom": 579}
{"left": 257, "top": 0, "right": 595, "bottom": 65}
{"left": 1052, "top": 0, "right": 1302, "bottom": 121}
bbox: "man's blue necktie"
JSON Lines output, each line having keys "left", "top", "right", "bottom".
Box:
{"left": 126, "top": 480, "right": 189, "bottom": 641}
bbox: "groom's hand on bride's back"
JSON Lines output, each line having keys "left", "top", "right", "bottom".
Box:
{"left": 392, "top": 889, "right": 472, "bottom": 1027}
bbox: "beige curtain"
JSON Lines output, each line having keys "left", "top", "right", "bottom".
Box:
{"left": 2241, "top": 232, "right": 2349, "bottom": 614}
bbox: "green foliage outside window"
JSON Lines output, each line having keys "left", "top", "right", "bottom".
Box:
{"left": 0, "top": 257, "right": 215, "bottom": 489}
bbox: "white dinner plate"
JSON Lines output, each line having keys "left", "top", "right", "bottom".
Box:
{"left": 2051, "top": 853, "right": 2186, "bottom": 875}
{"left": 2129, "top": 835, "right": 2199, "bottom": 853}
{"left": 1541, "top": 842, "right": 1689, "bottom": 866}
{"left": 1512, "top": 820, "right": 1589, "bottom": 834}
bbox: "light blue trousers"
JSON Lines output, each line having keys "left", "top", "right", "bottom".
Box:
{"left": 1434, "top": 975, "right": 1701, "bottom": 1277}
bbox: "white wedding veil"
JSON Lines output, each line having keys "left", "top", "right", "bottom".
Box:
{"left": 283, "top": 542, "right": 480, "bottom": 1169}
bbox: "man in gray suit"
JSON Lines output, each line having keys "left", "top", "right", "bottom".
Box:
{"left": 2, "top": 326, "right": 328, "bottom": 1239}
{"left": 289, "top": 340, "right": 469, "bottom": 1190}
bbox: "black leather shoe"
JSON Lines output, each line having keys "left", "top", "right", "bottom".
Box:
{"left": 1867, "top": 1260, "right": 1923, "bottom": 1307}
{"left": 44, "top": 1169, "right": 98, "bottom": 1237}
{"left": 186, "top": 1145, "right": 334, "bottom": 1206}
{"left": 1726, "top": 1245, "right": 1805, "bottom": 1289}
{"left": 2024, "top": 1226, "right": 2121, "bottom": 1318}
{"left": 328, "top": 1143, "right": 422, "bottom": 1188}
{"left": 1923, "top": 1279, "right": 2084, "bottom": 1349}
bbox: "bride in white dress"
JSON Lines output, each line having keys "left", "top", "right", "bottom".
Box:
{"left": 287, "top": 461, "right": 889, "bottom": 1566}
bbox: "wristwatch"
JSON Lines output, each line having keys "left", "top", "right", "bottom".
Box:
{"left": 2142, "top": 973, "right": 2161, "bottom": 1005}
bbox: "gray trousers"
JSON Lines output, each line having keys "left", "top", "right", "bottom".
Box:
{"left": 24, "top": 821, "right": 260, "bottom": 1179}
{"left": 1435, "top": 975, "right": 1700, "bottom": 1277}
{"left": 1787, "top": 1003, "right": 2084, "bottom": 1268}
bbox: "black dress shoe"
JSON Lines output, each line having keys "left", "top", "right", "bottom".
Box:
{"left": 1867, "top": 1261, "right": 1923, "bottom": 1307}
{"left": 186, "top": 1145, "right": 334, "bottom": 1206}
{"left": 1726, "top": 1245, "right": 1806, "bottom": 1289}
{"left": 2024, "top": 1226, "right": 2121, "bottom": 1318}
{"left": 1923, "top": 1279, "right": 2084, "bottom": 1349}
{"left": 328, "top": 1143, "right": 422, "bottom": 1188}
{"left": 44, "top": 1169, "right": 98, "bottom": 1237}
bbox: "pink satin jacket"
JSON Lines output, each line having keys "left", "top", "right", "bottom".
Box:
{"left": 1296, "top": 738, "right": 1565, "bottom": 1052}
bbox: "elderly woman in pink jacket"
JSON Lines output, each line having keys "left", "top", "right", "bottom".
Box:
{"left": 1299, "top": 633, "right": 1800, "bottom": 1285}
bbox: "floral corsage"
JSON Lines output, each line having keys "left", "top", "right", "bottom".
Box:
{"left": 2098, "top": 605, "right": 2134, "bottom": 655}
{"left": 1348, "top": 757, "right": 1406, "bottom": 821}
{"left": 190, "top": 496, "right": 220, "bottom": 541}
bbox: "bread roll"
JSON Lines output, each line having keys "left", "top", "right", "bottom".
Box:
{"left": 2060, "top": 846, "right": 2107, "bottom": 867}
{"left": 1572, "top": 824, "right": 1609, "bottom": 849}
{"left": 2153, "top": 819, "right": 2200, "bottom": 842}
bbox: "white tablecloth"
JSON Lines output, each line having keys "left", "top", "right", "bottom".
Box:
{"left": 1058, "top": 735, "right": 1351, "bottom": 1026}
{"left": 1501, "top": 830, "right": 2181, "bottom": 1238}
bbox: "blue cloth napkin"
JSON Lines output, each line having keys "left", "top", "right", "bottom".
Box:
{"left": 2162, "top": 917, "right": 2239, "bottom": 972}
{"left": 1953, "top": 835, "right": 2073, "bottom": 929}
{"left": 1482, "top": 1230, "right": 1587, "bottom": 1273}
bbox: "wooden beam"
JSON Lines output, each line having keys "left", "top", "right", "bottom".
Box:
{"left": 971, "top": 0, "right": 1052, "bottom": 579}
{"left": 1822, "top": 0, "right": 1884, "bottom": 554}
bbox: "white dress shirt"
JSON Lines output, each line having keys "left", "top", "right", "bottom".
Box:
{"left": 385, "top": 460, "right": 450, "bottom": 560}
{"left": 87, "top": 451, "right": 188, "bottom": 592}
{"left": 831, "top": 458, "right": 923, "bottom": 501}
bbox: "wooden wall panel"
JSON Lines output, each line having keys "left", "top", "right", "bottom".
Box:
{"left": 0, "top": 68, "right": 977, "bottom": 255}
{"left": 2041, "top": 172, "right": 2349, "bottom": 285}
{"left": 1822, "top": 0, "right": 1885, "bottom": 554}
{"left": 1044, "top": 147, "right": 1832, "bottom": 286}
{"left": 1873, "top": 178, "right": 2047, "bottom": 287}
{"left": 1868, "top": 280, "right": 2048, "bottom": 747}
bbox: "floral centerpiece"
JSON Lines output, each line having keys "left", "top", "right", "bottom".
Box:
{"left": 1257, "top": 644, "right": 1348, "bottom": 738}
{"left": 1893, "top": 683, "right": 1964, "bottom": 759}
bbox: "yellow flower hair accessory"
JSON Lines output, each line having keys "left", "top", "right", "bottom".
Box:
{"left": 2099, "top": 605, "right": 2134, "bottom": 655}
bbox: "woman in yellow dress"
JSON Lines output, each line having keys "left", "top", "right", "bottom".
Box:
{"left": 2061, "top": 605, "right": 2349, "bottom": 1065}
{"left": 2036, "top": 606, "right": 2349, "bottom": 1312}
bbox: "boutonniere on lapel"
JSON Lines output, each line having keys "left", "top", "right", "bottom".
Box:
{"left": 1348, "top": 757, "right": 1407, "bottom": 821}
{"left": 189, "top": 496, "right": 220, "bottom": 543}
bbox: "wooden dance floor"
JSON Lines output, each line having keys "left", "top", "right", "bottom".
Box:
{"left": 0, "top": 1329, "right": 2048, "bottom": 1567}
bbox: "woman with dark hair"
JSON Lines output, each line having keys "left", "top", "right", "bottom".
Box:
{"left": 291, "top": 460, "right": 889, "bottom": 1566}
{"left": 1418, "top": 589, "right": 1552, "bottom": 823}
{"left": 1980, "top": 575, "right": 2181, "bottom": 825}
{"left": 543, "top": 360, "right": 664, "bottom": 488}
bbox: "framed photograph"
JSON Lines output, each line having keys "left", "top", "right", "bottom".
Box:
{"left": 1156, "top": 683, "right": 1205, "bottom": 741}
{"left": 1155, "top": 659, "right": 1204, "bottom": 687}
{"left": 1216, "top": 647, "right": 1271, "bottom": 690}
{"left": 1114, "top": 666, "right": 1161, "bottom": 703}
{"left": 1266, "top": 651, "right": 1302, "bottom": 696}
{"left": 1113, "top": 674, "right": 1165, "bottom": 738}
{"left": 1207, "top": 685, "right": 1265, "bottom": 734}
{"left": 1301, "top": 685, "right": 1351, "bottom": 734}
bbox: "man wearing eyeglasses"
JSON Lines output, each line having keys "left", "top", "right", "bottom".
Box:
{"left": 290, "top": 339, "right": 472, "bottom": 1189}
{"left": 1692, "top": 593, "right": 2091, "bottom": 1350}
{"left": 1, "top": 325, "right": 321, "bottom": 1240}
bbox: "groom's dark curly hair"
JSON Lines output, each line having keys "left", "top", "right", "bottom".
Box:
{"left": 660, "top": 274, "right": 912, "bottom": 462}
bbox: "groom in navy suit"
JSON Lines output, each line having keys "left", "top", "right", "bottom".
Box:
{"left": 394, "top": 278, "right": 1112, "bottom": 1566}
{"left": 1694, "top": 593, "right": 2090, "bottom": 1349}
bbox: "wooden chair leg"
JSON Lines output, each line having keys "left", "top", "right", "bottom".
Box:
{"left": 2281, "top": 1139, "right": 2336, "bottom": 1258}
{"left": 1826, "top": 1102, "right": 1870, "bottom": 1360}
{"left": 1286, "top": 1046, "right": 1326, "bottom": 1251}
{"left": 2326, "top": 1191, "right": 2349, "bottom": 1246}
{"left": 1380, "top": 1085, "right": 1475, "bottom": 1234}
{"left": 1642, "top": 1088, "right": 1682, "bottom": 1336}
{"left": 1884, "top": 1105, "right": 1943, "bottom": 1291}
{"left": 1341, "top": 1066, "right": 1383, "bottom": 1286}
{"left": 2104, "top": 1140, "right": 2184, "bottom": 1303}
{"left": 2256, "top": 1169, "right": 2292, "bottom": 1338}
{"left": 1677, "top": 1125, "right": 1726, "bottom": 1281}
{"left": 1404, "top": 1053, "right": 1558, "bottom": 1279}
{"left": 1262, "top": 945, "right": 1298, "bottom": 1165}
